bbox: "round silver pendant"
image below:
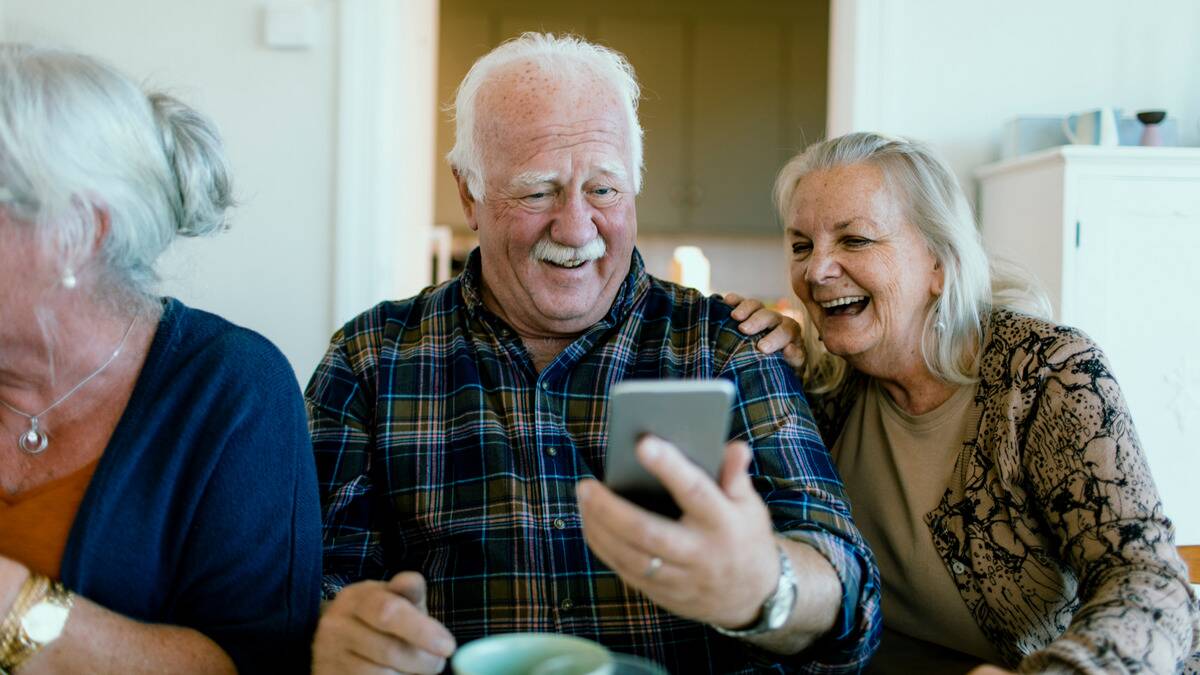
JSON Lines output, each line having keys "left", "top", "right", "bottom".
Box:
{"left": 18, "top": 425, "right": 49, "bottom": 455}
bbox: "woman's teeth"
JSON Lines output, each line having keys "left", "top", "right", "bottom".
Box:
{"left": 819, "top": 296, "right": 867, "bottom": 309}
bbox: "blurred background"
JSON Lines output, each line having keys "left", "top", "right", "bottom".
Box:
{"left": 3, "top": 0, "right": 1198, "bottom": 545}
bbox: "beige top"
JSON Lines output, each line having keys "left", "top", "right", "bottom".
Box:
{"left": 833, "top": 379, "right": 1003, "bottom": 664}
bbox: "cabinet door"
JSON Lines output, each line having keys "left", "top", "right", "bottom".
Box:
{"left": 691, "top": 19, "right": 785, "bottom": 235}
{"left": 595, "top": 17, "right": 686, "bottom": 235}
{"left": 1072, "top": 174, "right": 1200, "bottom": 544}
{"left": 434, "top": 11, "right": 493, "bottom": 228}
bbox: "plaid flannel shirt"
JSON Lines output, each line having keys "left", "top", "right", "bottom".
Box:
{"left": 306, "top": 249, "right": 880, "bottom": 673}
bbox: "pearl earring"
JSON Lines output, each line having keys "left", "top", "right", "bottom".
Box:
{"left": 62, "top": 269, "right": 77, "bottom": 289}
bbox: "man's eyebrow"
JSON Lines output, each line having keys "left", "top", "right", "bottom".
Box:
{"left": 594, "top": 161, "right": 628, "bottom": 181}
{"left": 510, "top": 171, "right": 558, "bottom": 188}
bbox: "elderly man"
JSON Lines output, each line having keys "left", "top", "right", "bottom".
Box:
{"left": 307, "top": 33, "right": 880, "bottom": 674}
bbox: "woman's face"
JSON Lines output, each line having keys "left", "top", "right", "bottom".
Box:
{"left": 0, "top": 206, "right": 54, "bottom": 337}
{"left": 786, "top": 162, "right": 943, "bottom": 374}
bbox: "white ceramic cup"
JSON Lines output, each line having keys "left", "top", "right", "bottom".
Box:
{"left": 451, "top": 633, "right": 613, "bottom": 675}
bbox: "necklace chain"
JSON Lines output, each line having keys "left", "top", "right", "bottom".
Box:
{"left": 0, "top": 314, "right": 138, "bottom": 454}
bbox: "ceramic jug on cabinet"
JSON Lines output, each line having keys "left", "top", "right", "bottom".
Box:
{"left": 1063, "top": 108, "right": 1120, "bottom": 146}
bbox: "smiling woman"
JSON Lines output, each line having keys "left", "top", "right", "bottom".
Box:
{"left": 729, "top": 132, "right": 1200, "bottom": 672}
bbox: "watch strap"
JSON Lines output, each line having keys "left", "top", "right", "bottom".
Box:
{"left": 0, "top": 574, "right": 73, "bottom": 672}
{"left": 712, "top": 542, "right": 797, "bottom": 638}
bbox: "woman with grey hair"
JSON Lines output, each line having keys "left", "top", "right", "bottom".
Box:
{"left": 0, "top": 45, "right": 320, "bottom": 673}
{"left": 726, "top": 132, "right": 1198, "bottom": 673}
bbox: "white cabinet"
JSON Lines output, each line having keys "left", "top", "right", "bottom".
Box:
{"left": 976, "top": 147, "right": 1200, "bottom": 545}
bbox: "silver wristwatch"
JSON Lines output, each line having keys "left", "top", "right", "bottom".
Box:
{"left": 713, "top": 543, "right": 797, "bottom": 638}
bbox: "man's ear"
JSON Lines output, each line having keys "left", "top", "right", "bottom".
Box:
{"left": 453, "top": 169, "right": 479, "bottom": 232}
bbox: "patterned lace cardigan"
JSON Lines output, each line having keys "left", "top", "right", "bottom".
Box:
{"left": 808, "top": 309, "right": 1199, "bottom": 673}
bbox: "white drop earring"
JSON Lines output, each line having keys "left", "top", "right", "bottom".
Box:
{"left": 62, "top": 269, "right": 77, "bottom": 289}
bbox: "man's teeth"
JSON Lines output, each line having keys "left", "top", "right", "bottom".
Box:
{"left": 819, "top": 296, "right": 867, "bottom": 309}
{"left": 547, "top": 259, "right": 586, "bottom": 269}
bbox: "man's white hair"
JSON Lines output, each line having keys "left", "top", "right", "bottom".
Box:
{"left": 446, "top": 32, "right": 643, "bottom": 201}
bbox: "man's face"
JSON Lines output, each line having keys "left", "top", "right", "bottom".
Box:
{"left": 458, "top": 65, "right": 637, "bottom": 338}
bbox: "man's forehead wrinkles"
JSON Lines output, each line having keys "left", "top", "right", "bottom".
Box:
{"left": 526, "top": 125, "right": 621, "bottom": 142}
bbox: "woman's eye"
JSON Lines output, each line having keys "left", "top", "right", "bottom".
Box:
{"left": 523, "top": 192, "right": 549, "bottom": 201}
{"left": 790, "top": 242, "right": 812, "bottom": 257}
{"left": 844, "top": 237, "right": 871, "bottom": 248}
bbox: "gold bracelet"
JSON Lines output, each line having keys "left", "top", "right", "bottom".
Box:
{"left": 0, "top": 571, "right": 43, "bottom": 667}
{"left": 0, "top": 575, "right": 43, "bottom": 668}
{"left": 0, "top": 575, "right": 73, "bottom": 673}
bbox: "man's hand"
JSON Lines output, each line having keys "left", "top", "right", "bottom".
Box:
{"left": 313, "top": 572, "right": 456, "bottom": 675}
{"left": 723, "top": 292, "right": 805, "bottom": 370}
{"left": 577, "top": 436, "right": 780, "bottom": 630}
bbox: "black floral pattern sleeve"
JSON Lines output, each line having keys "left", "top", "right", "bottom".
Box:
{"left": 928, "top": 310, "right": 1198, "bottom": 674}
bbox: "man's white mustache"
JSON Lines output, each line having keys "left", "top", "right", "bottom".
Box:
{"left": 531, "top": 237, "right": 607, "bottom": 265}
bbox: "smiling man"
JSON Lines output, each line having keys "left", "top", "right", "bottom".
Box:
{"left": 306, "top": 33, "right": 880, "bottom": 675}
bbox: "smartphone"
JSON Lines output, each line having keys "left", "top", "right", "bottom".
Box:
{"left": 604, "top": 379, "right": 736, "bottom": 518}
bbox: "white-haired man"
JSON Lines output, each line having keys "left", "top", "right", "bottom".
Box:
{"left": 307, "top": 33, "right": 880, "bottom": 674}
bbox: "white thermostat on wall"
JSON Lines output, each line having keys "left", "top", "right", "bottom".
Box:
{"left": 263, "top": 3, "right": 318, "bottom": 50}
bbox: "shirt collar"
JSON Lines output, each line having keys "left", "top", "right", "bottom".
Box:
{"left": 458, "top": 246, "right": 650, "bottom": 332}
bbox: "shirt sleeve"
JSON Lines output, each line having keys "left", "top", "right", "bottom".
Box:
{"left": 1016, "top": 331, "right": 1199, "bottom": 674}
{"left": 171, "top": 336, "right": 323, "bottom": 675}
{"left": 304, "top": 326, "right": 387, "bottom": 600}
{"left": 717, "top": 329, "right": 883, "bottom": 673}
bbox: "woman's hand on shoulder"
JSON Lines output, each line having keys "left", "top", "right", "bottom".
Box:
{"left": 723, "top": 292, "right": 805, "bottom": 370}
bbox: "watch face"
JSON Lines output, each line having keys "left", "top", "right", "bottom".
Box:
{"left": 22, "top": 602, "right": 70, "bottom": 643}
{"left": 766, "top": 586, "right": 795, "bottom": 629}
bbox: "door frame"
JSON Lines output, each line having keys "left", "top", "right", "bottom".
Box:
{"left": 332, "top": 0, "right": 439, "bottom": 327}
{"left": 826, "top": 0, "right": 886, "bottom": 137}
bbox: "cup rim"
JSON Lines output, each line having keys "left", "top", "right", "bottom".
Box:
{"left": 451, "top": 632, "right": 612, "bottom": 675}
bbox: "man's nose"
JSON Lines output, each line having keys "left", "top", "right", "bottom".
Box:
{"left": 551, "top": 191, "right": 600, "bottom": 247}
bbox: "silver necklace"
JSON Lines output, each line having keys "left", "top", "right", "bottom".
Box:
{"left": 0, "top": 315, "right": 138, "bottom": 455}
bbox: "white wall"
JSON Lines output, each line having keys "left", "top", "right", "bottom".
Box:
{"left": 831, "top": 0, "right": 1200, "bottom": 189}
{"left": 2, "top": 0, "right": 338, "bottom": 380}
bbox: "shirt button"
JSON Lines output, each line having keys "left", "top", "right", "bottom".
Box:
{"left": 553, "top": 518, "right": 566, "bottom": 530}
{"left": 546, "top": 446, "right": 558, "bottom": 457}
{"left": 540, "top": 381, "right": 551, "bottom": 391}
{"left": 560, "top": 598, "right": 574, "bottom": 611}
{"left": 951, "top": 561, "right": 967, "bottom": 575}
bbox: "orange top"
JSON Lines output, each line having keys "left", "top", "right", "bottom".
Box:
{"left": 0, "top": 458, "right": 101, "bottom": 580}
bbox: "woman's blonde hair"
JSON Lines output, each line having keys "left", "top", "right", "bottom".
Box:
{"left": 774, "top": 132, "right": 1050, "bottom": 392}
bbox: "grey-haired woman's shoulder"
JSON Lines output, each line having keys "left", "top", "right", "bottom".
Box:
{"left": 985, "top": 307, "right": 1106, "bottom": 373}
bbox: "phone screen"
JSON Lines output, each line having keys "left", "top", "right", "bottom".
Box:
{"left": 603, "top": 379, "right": 735, "bottom": 518}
